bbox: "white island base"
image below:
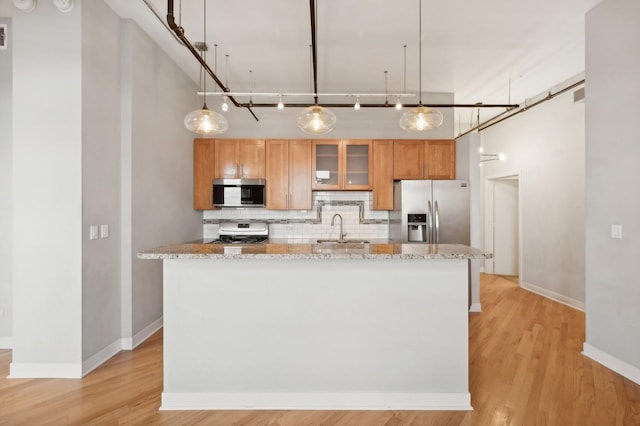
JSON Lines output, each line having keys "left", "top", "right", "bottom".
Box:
{"left": 160, "top": 257, "right": 472, "bottom": 411}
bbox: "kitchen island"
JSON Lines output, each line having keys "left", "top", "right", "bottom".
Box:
{"left": 138, "top": 242, "right": 491, "bottom": 411}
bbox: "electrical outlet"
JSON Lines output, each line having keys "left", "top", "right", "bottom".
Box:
{"left": 0, "top": 308, "right": 4, "bottom": 317}
{"left": 89, "top": 225, "right": 99, "bottom": 240}
{"left": 100, "top": 224, "right": 109, "bottom": 238}
{"left": 611, "top": 224, "right": 623, "bottom": 239}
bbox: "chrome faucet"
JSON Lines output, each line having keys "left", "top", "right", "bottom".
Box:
{"left": 331, "top": 213, "right": 346, "bottom": 240}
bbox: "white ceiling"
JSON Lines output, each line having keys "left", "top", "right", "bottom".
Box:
{"left": 104, "top": 0, "right": 601, "bottom": 129}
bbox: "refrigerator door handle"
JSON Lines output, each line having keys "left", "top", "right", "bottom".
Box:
{"left": 427, "top": 200, "right": 433, "bottom": 243}
{"left": 434, "top": 200, "right": 440, "bottom": 244}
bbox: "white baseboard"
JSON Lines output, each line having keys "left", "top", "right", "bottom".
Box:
{"left": 0, "top": 336, "right": 13, "bottom": 349}
{"left": 121, "top": 316, "right": 162, "bottom": 350}
{"left": 82, "top": 338, "right": 124, "bottom": 376}
{"left": 161, "top": 392, "right": 472, "bottom": 411}
{"left": 8, "top": 318, "right": 163, "bottom": 379}
{"left": 84, "top": 317, "right": 162, "bottom": 375}
{"left": 9, "top": 362, "right": 82, "bottom": 378}
{"left": 583, "top": 343, "right": 640, "bottom": 386}
{"left": 520, "top": 280, "right": 584, "bottom": 311}
{"left": 469, "top": 303, "right": 482, "bottom": 313}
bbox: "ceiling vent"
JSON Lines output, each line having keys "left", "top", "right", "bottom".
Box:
{"left": 0, "top": 25, "right": 7, "bottom": 50}
{"left": 573, "top": 87, "right": 585, "bottom": 103}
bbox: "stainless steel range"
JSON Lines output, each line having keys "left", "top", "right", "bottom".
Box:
{"left": 208, "top": 222, "right": 269, "bottom": 244}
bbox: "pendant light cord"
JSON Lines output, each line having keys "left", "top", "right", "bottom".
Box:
{"left": 418, "top": 0, "right": 422, "bottom": 105}
{"left": 202, "top": 0, "right": 207, "bottom": 109}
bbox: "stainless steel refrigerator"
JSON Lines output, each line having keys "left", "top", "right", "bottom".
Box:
{"left": 390, "top": 180, "right": 470, "bottom": 244}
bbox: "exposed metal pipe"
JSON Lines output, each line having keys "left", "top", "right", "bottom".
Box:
{"left": 457, "top": 79, "right": 585, "bottom": 138}
{"left": 309, "top": 0, "right": 319, "bottom": 104}
{"left": 165, "top": 0, "right": 259, "bottom": 122}
{"left": 142, "top": 0, "right": 184, "bottom": 46}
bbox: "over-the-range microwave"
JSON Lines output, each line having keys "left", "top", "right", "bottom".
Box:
{"left": 212, "top": 178, "right": 265, "bottom": 207}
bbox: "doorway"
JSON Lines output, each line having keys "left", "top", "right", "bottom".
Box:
{"left": 485, "top": 174, "right": 520, "bottom": 278}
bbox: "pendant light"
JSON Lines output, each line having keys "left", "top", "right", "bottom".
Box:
{"left": 184, "top": 0, "right": 228, "bottom": 135}
{"left": 296, "top": 17, "right": 336, "bottom": 135}
{"left": 399, "top": 0, "right": 443, "bottom": 132}
{"left": 297, "top": 106, "right": 336, "bottom": 135}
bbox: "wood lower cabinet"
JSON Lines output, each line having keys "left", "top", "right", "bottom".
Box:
{"left": 265, "top": 140, "right": 312, "bottom": 210}
{"left": 393, "top": 139, "right": 455, "bottom": 180}
{"left": 214, "top": 139, "right": 265, "bottom": 179}
{"left": 193, "top": 139, "right": 215, "bottom": 210}
{"left": 372, "top": 140, "right": 394, "bottom": 210}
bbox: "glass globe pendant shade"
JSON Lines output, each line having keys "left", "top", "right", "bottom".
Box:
{"left": 184, "top": 105, "right": 228, "bottom": 135}
{"left": 297, "top": 105, "right": 336, "bottom": 135}
{"left": 399, "top": 106, "right": 444, "bottom": 132}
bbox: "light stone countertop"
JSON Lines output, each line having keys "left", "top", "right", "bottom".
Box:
{"left": 137, "top": 240, "right": 492, "bottom": 260}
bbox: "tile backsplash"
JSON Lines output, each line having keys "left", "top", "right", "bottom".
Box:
{"left": 202, "top": 191, "right": 389, "bottom": 240}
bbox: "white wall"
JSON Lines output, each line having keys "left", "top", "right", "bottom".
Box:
{"left": 11, "top": 0, "right": 83, "bottom": 375}
{"left": 122, "top": 21, "right": 202, "bottom": 343}
{"left": 480, "top": 82, "right": 586, "bottom": 309}
{"left": 81, "top": 0, "right": 123, "bottom": 365}
{"left": 583, "top": 0, "right": 640, "bottom": 383}
{"left": 456, "top": 133, "right": 482, "bottom": 311}
{"left": 0, "top": 15, "right": 12, "bottom": 348}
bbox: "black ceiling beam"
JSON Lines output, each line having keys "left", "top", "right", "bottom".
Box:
{"left": 166, "top": 0, "right": 259, "bottom": 122}
{"left": 309, "top": 0, "right": 319, "bottom": 105}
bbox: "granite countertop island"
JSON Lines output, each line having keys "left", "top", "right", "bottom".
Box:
{"left": 137, "top": 240, "right": 491, "bottom": 260}
{"left": 141, "top": 240, "right": 491, "bottom": 412}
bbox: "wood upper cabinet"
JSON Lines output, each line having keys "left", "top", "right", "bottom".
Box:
{"left": 393, "top": 139, "right": 455, "bottom": 180}
{"left": 312, "top": 139, "right": 372, "bottom": 190}
{"left": 393, "top": 140, "right": 424, "bottom": 179}
{"left": 372, "top": 140, "right": 394, "bottom": 210}
{"left": 265, "top": 140, "right": 312, "bottom": 210}
{"left": 214, "top": 139, "right": 265, "bottom": 179}
{"left": 424, "top": 140, "right": 456, "bottom": 180}
{"left": 193, "top": 138, "right": 215, "bottom": 210}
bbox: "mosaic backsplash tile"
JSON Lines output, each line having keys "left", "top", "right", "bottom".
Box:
{"left": 202, "top": 191, "right": 389, "bottom": 240}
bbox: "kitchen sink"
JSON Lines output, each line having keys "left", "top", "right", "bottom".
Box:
{"left": 316, "top": 239, "right": 370, "bottom": 244}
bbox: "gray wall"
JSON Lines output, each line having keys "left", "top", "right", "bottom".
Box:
{"left": 81, "top": 0, "right": 123, "bottom": 362}
{"left": 584, "top": 0, "right": 640, "bottom": 378}
{"left": 480, "top": 82, "right": 586, "bottom": 309}
{"left": 218, "top": 93, "right": 455, "bottom": 140}
{"left": 123, "top": 21, "right": 202, "bottom": 343}
{"left": 7, "top": 0, "right": 203, "bottom": 375}
{"left": 0, "top": 16, "right": 12, "bottom": 348}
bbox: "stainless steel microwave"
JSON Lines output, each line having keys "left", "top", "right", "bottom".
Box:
{"left": 212, "top": 178, "right": 265, "bottom": 207}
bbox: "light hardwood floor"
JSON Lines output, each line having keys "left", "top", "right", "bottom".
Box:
{"left": 1, "top": 274, "right": 639, "bottom": 425}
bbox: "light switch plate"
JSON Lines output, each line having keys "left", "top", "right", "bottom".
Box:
{"left": 611, "top": 224, "right": 623, "bottom": 239}
{"left": 89, "top": 225, "right": 99, "bottom": 240}
{"left": 100, "top": 224, "right": 109, "bottom": 238}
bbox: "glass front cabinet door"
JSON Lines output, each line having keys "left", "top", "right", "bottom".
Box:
{"left": 312, "top": 140, "right": 372, "bottom": 190}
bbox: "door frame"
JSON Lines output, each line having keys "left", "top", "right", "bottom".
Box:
{"left": 483, "top": 171, "right": 523, "bottom": 284}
